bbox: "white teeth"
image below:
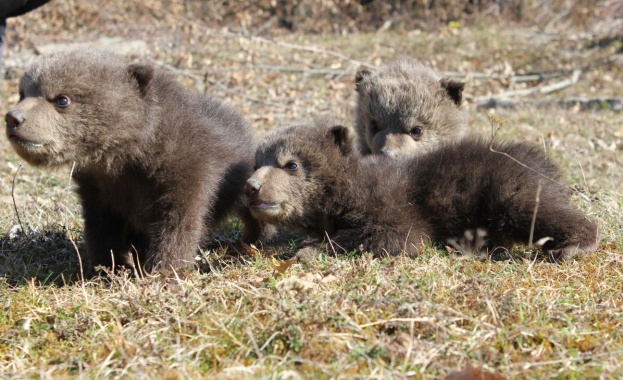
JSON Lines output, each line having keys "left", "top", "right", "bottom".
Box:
{"left": 254, "top": 203, "right": 277, "bottom": 210}
{"left": 10, "top": 138, "right": 44, "bottom": 148}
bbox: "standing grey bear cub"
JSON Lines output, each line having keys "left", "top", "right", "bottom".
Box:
{"left": 5, "top": 48, "right": 264, "bottom": 274}
{"left": 355, "top": 58, "right": 467, "bottom": 158}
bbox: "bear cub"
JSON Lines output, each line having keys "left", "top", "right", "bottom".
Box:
{"left": 5, "top": 48, "right": 263, "bottom": 273}
{"left": 355, "top": 58, "right": 467, "bottom": 158}
{"left": 244, "top": 120, "right": 598, "bottom": 261}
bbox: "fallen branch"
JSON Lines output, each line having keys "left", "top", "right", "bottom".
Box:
{"left": 443, "top": 55, "right": 616, "bottom": 82}
{"left": 442, "top": 70, "right": 567, "bottom": 83}
{"left": 476, "top": 96, "right": 623, "bottom": 111}
{"left": 475, "top": 69, "right": 581, "bottom": 104}
{"left": 160, "top": 10, "right": 372, "bottom": 70}
{"left": 208, "top": 64, "right": 348, "bottom": 77}
{"left": 145, "top": 57, "right": 204, "bottom": 82}
{"left": 209, "top": 79, "right": 293, "bottom": 110}
{"left": 251, "top": 36, "right": 372, "bottom": 69}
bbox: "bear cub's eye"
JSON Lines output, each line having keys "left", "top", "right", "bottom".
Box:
{"left": 53, "top": 95, "right": 71, "bottom": 108}
{"left": 409, "top": 127, "right": 423, "bottom": 137}
{"left": 284, "top": 161, "right": 298, "bottom": 171}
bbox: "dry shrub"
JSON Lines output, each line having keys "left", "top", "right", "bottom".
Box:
{"left": 181, "top": 0, "right": 620, "bottom": 33}
{"left": 13, "top": 0, "right": 622, "bottom": 42}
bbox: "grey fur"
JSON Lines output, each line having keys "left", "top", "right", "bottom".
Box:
{"left": 5, "top": 48, "right": 263, "bottom": 273}
{"left": 355, "top": 58, "right": 467, "bottom": 158}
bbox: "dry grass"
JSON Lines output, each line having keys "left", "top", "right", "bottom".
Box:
{"left": 0, "top": 1, "right": 622, "bottom": 378}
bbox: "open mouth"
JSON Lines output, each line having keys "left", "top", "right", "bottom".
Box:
{"left": 250, "top": 201, "right": 279, "bottom": 210}
{"left": 8, "top": 134, "right": 45, "bottom": 148}
{"left": 249, "top": 200, "right": 286, "bottom": 223}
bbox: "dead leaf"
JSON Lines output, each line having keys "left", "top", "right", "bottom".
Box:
{"left": 321, "top": 274, "right": 338, "bottom": 284}
{"left": 446, "top": 364, "right": 507, "bottom": 380}
{"left": 250, "top": 276, "right": 269, "bottom": 287}
{"left": 272, "top": 256, "right": 298, "bottom": 276}
{"left": 276, "top": 273, "right": 320, "bottom": 291}
{"left": 239, "top": 242, "right": 261, "bottom": 256}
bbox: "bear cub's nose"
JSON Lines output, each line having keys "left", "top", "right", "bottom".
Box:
{"left": 245, "top": 178, "right": 261, "bottom": 197}
{"left": 5, "top": 110, "right": 25, "bottom": 130}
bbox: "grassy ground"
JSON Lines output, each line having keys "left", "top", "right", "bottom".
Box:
{"left": 0, "top": 1, "right": 622, "bottom": 378}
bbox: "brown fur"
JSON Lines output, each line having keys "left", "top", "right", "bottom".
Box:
{"left": 5, "top": 48, "right": 263, "bottom": 273}
{"left": 245, "top": 120, "right": 598, "bottom": 261}
{"left": 355, "top": 58, "right": 467, "bottom": 158}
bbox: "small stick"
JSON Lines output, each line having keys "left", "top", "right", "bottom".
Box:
{"left": 325, "top": 231, "right": 338, "bottom": 256}
{"left": 11, "top": 163, "right": 27, "bottom": 236}
{"left": 65, "top": 162, "right": 85, "bottom": 283}
{"left": 528, "top": 181, "right": 542, "bottom": 248}
{"left": 487, "top": 115, "right": 577, "bottom": 191}
{"left": 488, "top": 115, "right": 592, "bottom": 204}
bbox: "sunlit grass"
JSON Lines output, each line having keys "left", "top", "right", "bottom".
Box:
{"left": 0, "top": 1, "right": 621, "bottom": 378}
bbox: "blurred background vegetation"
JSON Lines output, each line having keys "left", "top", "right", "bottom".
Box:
{"left": 15, "top": 0, "right": 623, "bottom": 36}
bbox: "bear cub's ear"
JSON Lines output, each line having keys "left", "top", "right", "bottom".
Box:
{"left": 328, "top": 125, "right": 353, "bottom": 156}
{"left": 439, "top": 78, "right": 465, "bottom": 106}
{"left": 128, "top": 63, "right": 155, "bottom": 96}
{"left": 355, "top": 67, "right": 372, "bottom": 92}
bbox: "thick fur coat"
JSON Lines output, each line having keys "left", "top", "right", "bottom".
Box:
{"left": 5, "top": 48, "right": 262, "bottom": 273}
{"left": 355, "top": 58, "right": 467, "bottom": 158}
{"left": 245, "top": 120, "right": 598, "bottom": 261}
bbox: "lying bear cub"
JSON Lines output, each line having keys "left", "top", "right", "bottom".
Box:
{"left": 244, "top": 120, "right": 598, "bottom": 261}
{"left": 5, "top": 48, "right": 264, "bottom": 274}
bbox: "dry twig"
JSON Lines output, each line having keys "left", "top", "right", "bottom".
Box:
{"left": 10, "top": 163, "right": 26, "bottom": 236}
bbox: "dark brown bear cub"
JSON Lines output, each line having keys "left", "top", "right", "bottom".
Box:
{"left": 5, "top": 48, "right": 262, "bottom": 273}
{"left": 245, "top": 120, "right": 598, "bottom": 261}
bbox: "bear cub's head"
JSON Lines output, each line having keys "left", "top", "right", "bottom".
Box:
{"left": 355, "top": 58, "right": 467, "bottom": 158}
{"left": 5, "top": 48, "right": 155, "bottom": 169}
{"left": 244, "top": 120, "right": 354, "bottom": 227}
